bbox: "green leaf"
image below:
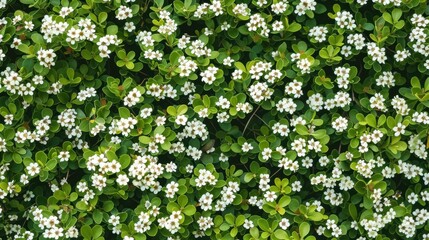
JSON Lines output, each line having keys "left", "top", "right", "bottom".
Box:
{"left": 391, "top": 8, "right": 402, "bottom": 22}
{"left": 387, "top": 116, "right": 396, "bottom": 129}
{"left": 80, "top": 225, "right": 92, "bottom": 239}
{"left": 220, "top": 222, "right": 230, "bottom": 231}
{"left": 382, "top": 12, "right": 393, "bottom": 24}
{"left": 103, "top": 201, "right": 115, "bottom": 212}
{"left": 234, "top": 62, "right": 247, "bottom": 72}
{"left": 389, "top": 141, "right": 407, "bottom": 154}
{"left": 177, "top": 195, "right": 188, "bottom": 207}
{"left": 119, "top": 154, "right": 131, "bottom": 169}
{"left": 411, "top": 77, "right": 421, "bottom": 89}
{"left": 118, "top": 107, "right": 130, "bottom": 118}
{"left": 307, "top": 212, "right": 325, "bottom": 221}
{"left": 177, "top": 105, "right": 188, "bottom": 115}
{"left": 167, "top": 106, "right": 176, "bottom": 116}
{"left": 107, "top": 25, "right": 118, "bottom": 35}
{"left": 258, "top": 218, "right": 270, "bottom": 232}
{"left": 225, "top": 213, "right": 235, "bottom": 225}
{"left": 231, "top": 143, "right": 241, "bottom": 153}
{"left": 278, "top": 195, "right": 291, "bottom": 207}
{"left": 250, "top": 227, "right": 260, "bottom": 238}
{"left": 117, "top": 49, "right": 127, "bottom": 59}
{"left": 18, "top": 44, "right": 32, "bottom": 54}
{"left": 235, "top": 215, "right": 245, "bottom": 226}
{"left": 230, "top": 227, "right": 238, "bottom": 237}
{"left": 363, "top": 195, "right": 373, "bottom": 209}
{"left": 365, "top": 114, "right": 377, "bottom": 128}
{"left": 319, "top": 48, "right": 329, "bottom": 59}
{"left": 354, "top": 181, "right": 367, "bottom": 194}
{"left": 299, "top": 222, "right": 310, "bottom": 238}
{"left": 349, "top": 203, "right": 357, "bottom": 220}
{"left": 76, "top": 201, "right": 88, "bottom": 211}
{"left": 126, "top": 61, "right": 135, "bottom": 70}
{"left": 45, "top": 159, "right": 57, "bottom": 171}
{"left": 183, "top": 205, "right": 196, "bottom": 216}
{"left": 363, "top": 23, "right": 374, "bottom": 30}
{"left": 295, "top": 125, "right": 309, "bottom": 135}
{"left": 13, "top": 153, "right": 22, "bottom": 164}
{"left": 36, "top": 151, "right": 47, "bottom": 164}
{"left": 394, "top": 20, "right": 405, "bottom": 29}
{"left": 393, "top": 206, "right": 407, "bottom": 217}
{"left": 139, "top": 136, "right": 152, "bottom": 144}
{"left": 287, "top": 22, "right": 302, "bottom": 32}
{"left": 93, "top": 209, "right": 103, "bottom": 224}
{"left": 244, "top": 173, "right": 254, "bottom": 183}
{"left": 98, "top": 12, "right": 108, "bottom": 24}
{"left": 315, "top": 3, "right": 327, "bottom": 14}
{"left": 92, "top": 225, "right": 103, "bottom": 238}
{"left": 31, "top": 33, "right": 45, "bottom": 45}
{"left": 20, "top": 0, "right": 35, "bottom": 4}
{"left": 54, "top": 190, "right": 66, "bottom": 200}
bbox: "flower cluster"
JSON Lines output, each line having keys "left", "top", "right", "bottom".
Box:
{"left": 1, "top": 0, "right": 429, "bottom": 240}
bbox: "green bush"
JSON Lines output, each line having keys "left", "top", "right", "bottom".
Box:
{"left": 0, "top": 0, "right": 429, "bottom": 239}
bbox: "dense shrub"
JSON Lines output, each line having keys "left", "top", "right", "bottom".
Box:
{"left": 1, "top": 0, "right": 429, "bottom": 239}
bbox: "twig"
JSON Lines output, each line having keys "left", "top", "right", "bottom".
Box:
{"left": 243, "top": 105, "right": 260, "bottom": 135}
{"left": 242, "top": 163, "right": 250, "bottom": 172}
{"left": 254, "top": 113, "right": 269, "bottom": 127}
{"left": 271, "top": 168, "right": 282, "bottom": 179}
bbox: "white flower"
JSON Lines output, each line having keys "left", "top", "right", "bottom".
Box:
{"left": 221, "top": 21, "right": 230, "bottom": 31}
{"left": 201, "top": 66, "right": 219, "bottom": 85}
{"left": 233, "top": 3, "right": 250, "bottom": 16}
{"left": 272, "top": 20, "right": 284, "bottom": 31}
{"left": 125, "top": 22, "right": 136, "bottom": 32}
{"left": 222, "top": 56, "right": 234, "bottom": 66}
{"left": 271, "top": 1, "right": 288, "bottom": 14}
{"left": 291, "top": 181, "right": 302, "bottom": 192}
{"left": 279, "top": 218, "right": 290, "bottom": 230}
{"left": 332, "top": 117, "right": 348, "bottom": 132}
{"left": 26, "top": 163, "right": 40, "bottom": 176}
{"left": 109, "top": 215, "right": 120, "bottom": 226}
{"left": 394, "top": 49, "right": 410, "bottom": 62}
{"left": 309, "top": 26, "right": 328, "bottom": 42}
{"left": 124, "top": 88, "right": 142, "bottom": 107}
{"left": 243, "top": 219, "right": 254, "bottom": 229}
{"left": 375, "top": 71, "right": 395, "bottom": 88}
{"left": 10, "top": 38, "right": 22, "bottom": 49}
{"left": 242, "top": 142, "right": 253, "bottom": 152}
{"left": 58, "top": 151, "right": 70, "bottom": 162}
{"left": 393, "top": 123, "right": 406, "bottom": 136}
{"left": 4, "top": 114, "right": 13, "bottom": 125}
{"left": 37, "top": 48, "right": 57, "bottom": 68}
{"left": 0, "top": 49, "right": 5, "bottom": 61}
{"left": 294, "top": 0, "right": 316, "bottom": 16}
{"left": 59, "top": 6, "right": 73, "bottom": 17}
{"left": 216, "top": 96, "right": 230, "bottom": 109}
{"left": 335, "top": 11, "right": 356, "bottom": 30}
{"left": 116, "top": 174, "right": 129, "bottom": 186}
{"left": 297, "top": 58, "right": 312, "bottom": 73}
{"left": 341, "top": 45, "right": 352, "bottom": 57}
{"left": 366, "top": 42, "right": 387, "bottom": 64}
{"left": 264, "top": 191, "right": 277, "bottom": 202}
{"left": 175, "top": 115, "right": 188, "bottom": 125}
{"left": 116, "top": 5, "right": 133, "bottom": 20}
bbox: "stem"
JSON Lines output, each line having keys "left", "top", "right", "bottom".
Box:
{"left": 254, "top": 113, "right": 269, "bottom": 127}
{"left": 243, "top": 105, "right": 260, "bottom": 135}
{"left": 271, "top": 168, "right": 282, "bottom": 179}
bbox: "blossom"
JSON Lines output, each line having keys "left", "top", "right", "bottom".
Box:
{"left": 37, "top": 48, "right": 56, "bottom": 68}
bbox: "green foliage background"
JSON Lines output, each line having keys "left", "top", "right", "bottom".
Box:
{"left": 0, "top": 0, "right": 429, "bottom": 239}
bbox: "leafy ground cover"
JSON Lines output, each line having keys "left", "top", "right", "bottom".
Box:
{"left": 0, "top": 0, "right": 429, "bottom": 239}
